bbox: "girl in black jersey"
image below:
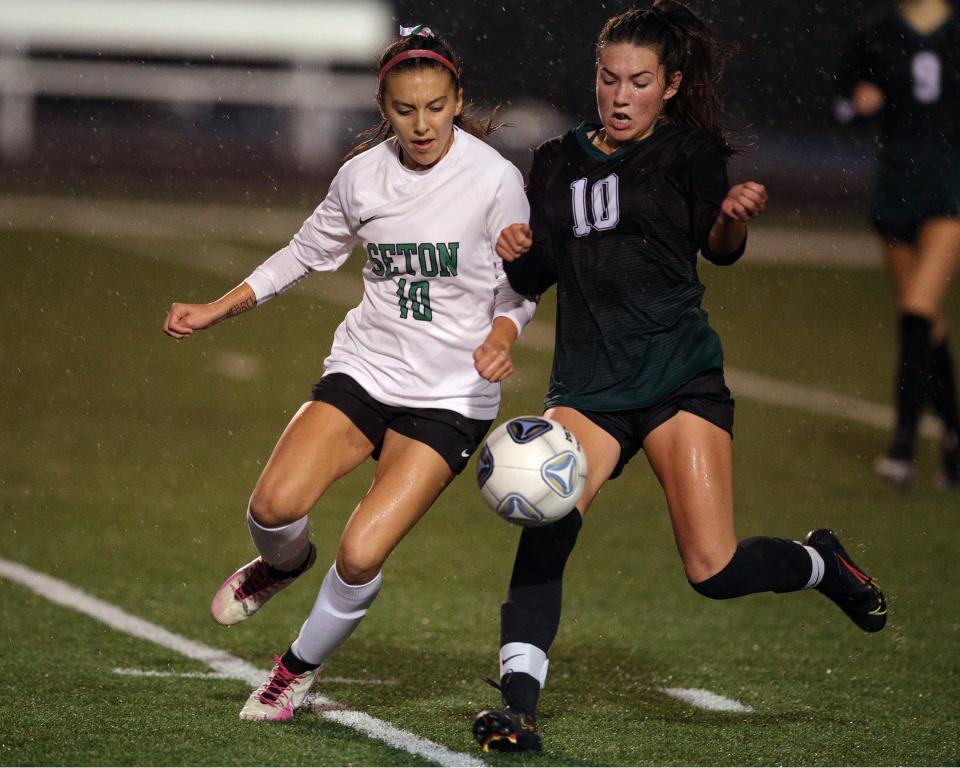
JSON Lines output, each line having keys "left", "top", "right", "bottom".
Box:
{"left": 472, "top": 1, "right": 888, "bottom": 753}
{"left": 836, "top": 0, "right": 960, "bottom": 489}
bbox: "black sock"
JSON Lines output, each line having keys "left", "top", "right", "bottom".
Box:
{"left": 501, "top": 510, "right": 583, "bottom": 650}
{"left": 891, "top": 313, "right": 934, "bottom": 460}
{"left": 931, "top": 338, "right": 960, "bottom": 435}
{"left": 266, "top": 543, "right": 314, "bottom": 579}
{"left": 690, "top": 537, "right": 826, "bottom": 598}
{"left": 499, "top": 510, "right": 582, "bottom": 715}
{"left": 280, "top": 647, "right": 319, "bottom": 675}
{"left": 499, "top": 673, "right": 542, "bottom": 718}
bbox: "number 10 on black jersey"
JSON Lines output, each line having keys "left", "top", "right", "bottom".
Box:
{"left": 570, "top": 173, "right": 620, "bottom": 237}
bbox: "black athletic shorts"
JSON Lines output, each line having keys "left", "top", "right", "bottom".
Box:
{"left": 311, "top": 373, "right": 493, "bottom": 475}
{"left": 576, "top": 368, "right": 734, "bottom": 480}
{"left": 871, "top": 154, "right": 960, "bottom": 243}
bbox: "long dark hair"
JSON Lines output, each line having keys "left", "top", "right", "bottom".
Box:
{"left": 596, "top": 1, "right": 735, "bottom": 154}
{"left": 346, "top": 28, "right": 501, "bottom": 160}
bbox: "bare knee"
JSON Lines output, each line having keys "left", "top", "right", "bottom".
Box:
{"left": 932, "top": 316, "right": 949, "bottom": 344}
{"left": 680, "top": 544, "right": 735, "bottom": 586}
{"left": 249, "top": 483, "right": 311, "bottom": 528}
{"left": 335, "top": 540, "right": 384, "bottom": 585}
{"left": 900, "top": 298, "right": 938, "bottom": 321}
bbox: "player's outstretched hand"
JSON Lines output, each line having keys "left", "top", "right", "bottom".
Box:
{"left": 496, "top": 223, "right": 533, "bottom": 262}
{"left": 721, "top": 182, "right": 767, "bottom": 222}
{"left": 473, "top": 338, "right": 514, "bottom": 383}
{"left": 163, "top": 302, "right": 221, "bottom": 339}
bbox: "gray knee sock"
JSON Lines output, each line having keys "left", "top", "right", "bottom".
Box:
{"left": 246, "top": 507, "right": 310, "bottom": 571}
{"left": 291, "top": 563, "right": 382, "bottom": 666}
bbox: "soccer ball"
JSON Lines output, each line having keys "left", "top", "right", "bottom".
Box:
{"left": 476, "top": 416, "right": 587, "bottom": 527}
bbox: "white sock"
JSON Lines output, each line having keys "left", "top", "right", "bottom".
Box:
{"left": 802, "top": 544, "right": 825, "bottom": 589}
{"left": 246, "top": 507, "right": 310, "bottom": 572}
{"left": 291, "top": 563, "right": 382, "bottom": 666}
{"left": 499, "top": 642, "right": 549, "bottom": 688}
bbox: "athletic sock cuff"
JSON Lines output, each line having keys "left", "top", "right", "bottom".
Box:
{"left": 246, "top": 507, "right": 311, "bottom": 571}
{"left": 330, "top": 564, "right": 382, "bottom": 605}
{"left": 900, "top": 312, "right": 933, "bottom": 334}
{"left": 281, "top": 646, "right": 320, "bottom": 675}
{"left": 247, "top": 508, "right": 309, "bottom": 536}
{"left": 801, "top": 544, "right": 825, "bottom": 589}
{"left": 499, "top": 642, "right": 549, "bottom": 688}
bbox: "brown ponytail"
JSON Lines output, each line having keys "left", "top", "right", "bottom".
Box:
{"left": 596, "top": 1, "right": 736, "bottom": 154}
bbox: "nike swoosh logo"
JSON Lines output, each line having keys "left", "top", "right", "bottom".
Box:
{"left": 461, "top": 449, "right": 471, "bottom": 458}
{"left": 500, "top": 653, "right": 523, "bottom": 665}
{"left": 359, "top": 215, "right": 378, "bottom": 225}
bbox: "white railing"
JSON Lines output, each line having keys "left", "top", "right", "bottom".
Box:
{"left": 0, "top": 0, "right": 392, "bottom": 166}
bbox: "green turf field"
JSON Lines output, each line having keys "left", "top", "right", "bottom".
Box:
{"left": 2, "top": 211, "right": 959, "bottom": 766}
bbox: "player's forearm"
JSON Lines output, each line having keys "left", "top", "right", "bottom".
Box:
{"left": 485, "top": 315, "right": 520, "bottom": 350}
{"left": 209, "top": 282, "right": 258, "bottom": 325}
{"left": 707, "top": 216, "right": 747, "bottom": 260}
{"left": 503, "top": 249, "right": 557, "bottom": 298}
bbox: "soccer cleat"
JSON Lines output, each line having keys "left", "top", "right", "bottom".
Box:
{"left": 210, "top": 543, "right": 316, "bottom": 626}
{"left": 239, "top": 655, "right": 321, "bottom": 721}
{"left": 804, "top": 529, "right": 887, "bottom": 632}
{"left": 472, "top": 707, "right": 542, "bottom": 753}
{"left": 873, "top": 455, "right": 914, "bottom": 490}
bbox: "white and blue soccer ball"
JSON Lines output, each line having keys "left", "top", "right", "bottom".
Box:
{"left": 476, "top": 416, "right": 587, "bottom": 527}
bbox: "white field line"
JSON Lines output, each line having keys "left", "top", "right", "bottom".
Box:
{"left": 124, "top": 233, "right": 934, "bottom": 442}
{"left": 5, "top": 193, "right": 936, "bottom": 441}
{"left": 95, "top": 236, "right": 946, "bottom": 443}
{"left": 0, "top": 557, "right": 483, "bottom": 767}
{"left": 300, "top": 675, "right": 397, "bottom": 686}
{"left": 113, "top": 667, "right": 397, "bottom": 685}
{"left": 658, "top": 687, "right": 754, "bottom": 713}
{"left": 113, "top": 667, "right": 239, "bottom": 680}
{"left": 745, "top": 227, "right": 880, "bottom": 269}
{"left": 2, "top": 194, "right": 884, "bottom": 268}
{"left": 213, "top": 350, "right": 262, "bottom": 382}
{"left": 3, "top": 556, "right": 755, "bottom": 751}
{"left": 725, "top": 367, "right": 939, "bottom": 440}
{"left": 111, "top": 671, "right": 753, "bottom": 715}
{"left": 1, "top": 195, "right": 306, "bottom": 245}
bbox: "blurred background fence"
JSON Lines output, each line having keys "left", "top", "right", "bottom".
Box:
{"left": 0, "top": 0, "right": 894, "bottom": 213}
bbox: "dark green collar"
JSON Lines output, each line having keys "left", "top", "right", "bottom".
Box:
{"left": 574, "top": 121, "right": 662, "bottom": 162}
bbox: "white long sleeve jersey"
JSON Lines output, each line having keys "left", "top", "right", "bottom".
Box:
{"left": 245, "top": 128, "right": 535, "bottom": 419}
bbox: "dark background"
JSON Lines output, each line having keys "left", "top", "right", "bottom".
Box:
{"left": 391, "top": 0, "right": 897, "bottom": 208}
{"left": 394, "top": 0, "right": 888, "bottom": 131}
{"left": 2, "top": 0, "right": 899, "bottom": 208}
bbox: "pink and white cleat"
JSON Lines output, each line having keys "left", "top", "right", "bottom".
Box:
{"left": 210, "top": 543, "right": 316, "bottom": 626}
{"left": 239, "top": 656, "right": 321, "bottom": 721}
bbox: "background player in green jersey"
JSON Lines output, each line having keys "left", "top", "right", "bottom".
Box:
{"left": 836, "top": 0, "right": 960, "bottom": 489}
{"left": 472, "top": 1, "right": 888, "bottom": 753}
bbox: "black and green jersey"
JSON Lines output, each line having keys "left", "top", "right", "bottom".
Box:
{"left": 836, "top": 11, "right": 960, "bottom": 238}
{"left": 505, "top": 121, "right": 743, "bottom": 412}
{"left": 837, "top": 11, "right": 960, "bottom": 166}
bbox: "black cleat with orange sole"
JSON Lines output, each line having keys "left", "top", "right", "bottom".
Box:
{"left": 805, "top": 528, "right": 887, "bottom": 632}
{"left": 473, "top": 707, "right": 542, "bottom": 753}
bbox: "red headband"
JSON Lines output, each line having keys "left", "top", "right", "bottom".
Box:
{"left": 378, "top": 49, "right": 459, "bottom": 82}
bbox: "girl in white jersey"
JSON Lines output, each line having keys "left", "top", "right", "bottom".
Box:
{"left": 162, "top": 26, "right": 534, "bottom": 721}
